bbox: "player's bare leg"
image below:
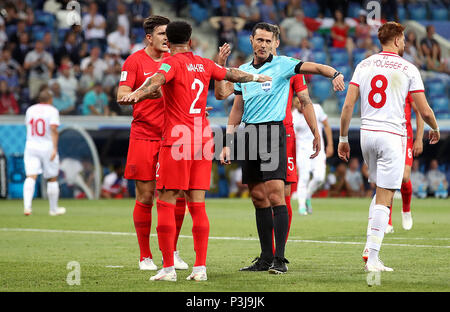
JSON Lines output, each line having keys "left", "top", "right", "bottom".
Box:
{"left": 47, "top": 176, "right": 65, "bottom": 216}
{"left": 184, "top": 189, "right": 209, "bottom": 281}
{"left": 365, "top": 187, "right": 395, "bottom": 272}
{"left": 401, "top": 165, "right": 413, "bottom": 230}
{"left": 134, "top": 180, "right": 158, "bottom": 270}
{"left": 23, "top": 175, "right": 37, "bottom": 215}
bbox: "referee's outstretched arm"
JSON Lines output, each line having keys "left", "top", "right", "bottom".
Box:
{"left": 297, "top": 62, "right": 346, "bottom": 92}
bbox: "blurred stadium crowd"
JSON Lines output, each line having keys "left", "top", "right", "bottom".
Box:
{"left": 0, "top": 0, "right": 448, "bottom": 199}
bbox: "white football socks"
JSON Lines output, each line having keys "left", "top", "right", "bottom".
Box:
{"left": 47, "top": 181, "right": 59, "bottom": 213}
{"left": 367, "top": 204, "right": 390, "bottom": 264}
{"left": 23, "top": 177, "right": 36, "bottom": 211}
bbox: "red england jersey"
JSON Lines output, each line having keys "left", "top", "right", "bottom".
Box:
{"left": 119, "top": 49, "right": 171, "bottom": 140}
{"left": 156, "top": 52, "right": 227, "bottom": 145}
{"left": 283, "top": 74, "right": 308, "bottom": 128}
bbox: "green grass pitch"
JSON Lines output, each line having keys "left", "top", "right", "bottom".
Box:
{"left": 0, "top": 197, "right": 449, "bottom": 292}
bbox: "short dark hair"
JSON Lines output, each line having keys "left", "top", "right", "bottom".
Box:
{"left": 143, "top": 15, "right": 170, "bottom": 35}
{"left": 39, "top": 89, "right": 53, "bottom": 104}
{"left": 251, "top": 22, "right": 276, "bottom": 38}
{"left": 377, "top": 22, "right": 405, "bottom": 45}
{"left": 166, "top": 21, "right": 192, "bottom": 44}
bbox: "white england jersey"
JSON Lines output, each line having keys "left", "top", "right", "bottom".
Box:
{"left": 292, "top": 104, "right": 327, "bottom": 152}
{"left": 25, "top": 104, "right": 60, "bottom": 151}
{"left": 350, "top": 51, "right": 424, "bottom": 136}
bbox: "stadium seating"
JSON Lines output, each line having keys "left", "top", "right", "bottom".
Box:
{"left": 397, "top": 5, "right": 406, "bottom": 22}
{"left": 311, "top": 76, "right": 332, "bottom": 102}
{"left": 430, "top": 5, "right": 448, "bottom": 21}
{"left": 352, "top": 48, "right": 366, "bottom": 67}
{"left": 34, "top": 10, "right": 56, "bottom": 29}
{"left": 189, "top": 2, "right": 209, "bottom": 25}
{"left": 426, "top": 79, "right": 447, "bottom": 98}
{"left": 408, "top": 4, "right": 427, "bottom": 21}
{"left": 237, "top": 31, "right": 253, "bottom": 56}
{"left": 329, "top": 48, "right": 349, "bottom": 65}
{"left": 334, "top": 64, "right": 352, "bottom": 82}
{"left": 347, "top": 2, "right": 362, "bottom": 18}
{"left": 310, "top": 35, "right": 325, "bottom": 50}
{"left": 302, "top": 1, "right": 319, "bottom": 18}
{"left": 283, "top": 47, "right": 301, "bottom": 57}
{"left": 207, "top": 92, "right": 227, "bottom": 118}
{"left": 311, "top": 49, "right": 327, "bottom": 64}
{"left": 430, "top": 96, "right": 449, "bottom": 118}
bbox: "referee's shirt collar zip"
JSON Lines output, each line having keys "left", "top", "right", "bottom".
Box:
{"left": 251, "top": 54, "right": 273, "bottom": 69}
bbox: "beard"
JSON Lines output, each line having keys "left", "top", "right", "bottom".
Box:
{"left": 398, "top": 46, "right": 404, "bottom": 57}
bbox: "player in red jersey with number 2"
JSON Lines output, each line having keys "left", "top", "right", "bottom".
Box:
{"left": 117, "top": 16, "right": 188, "bottom": 272}
{"left": 120, "top": 21, "right": 271, "bottom": 282}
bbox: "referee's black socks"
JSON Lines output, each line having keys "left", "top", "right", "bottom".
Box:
{"left": 272, "top": 205, "right": 289, "bottom": 259}
{"left": 255, "top": 207, "right": 274, "bottom": 262}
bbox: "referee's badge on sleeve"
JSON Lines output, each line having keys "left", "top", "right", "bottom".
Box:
{"left": 261, "top": 81, "right": 272, "bottom": 92}
{"left": 120, "top": 71, "right": 128, "bottom": 82}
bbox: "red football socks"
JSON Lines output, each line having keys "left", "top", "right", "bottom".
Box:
{"left": 156, "top": 200, "right": 176, "bottom": 268}
{"left": 388, "top": 205, "right": 392, "bottom": 226}
{"left": 188, "top": 202, "right": 210, "bottom": 267}
{"left": 133, "top": 200, "right": 153, "bottom": 261}
{"left": 401, "top": 180, "right": 412, "bottom": 213}
{"left": 285, "top": 195, "right": 292, "bottom": 241}
{"left": 174, "top": 197, "right": 187, "bottom": 250}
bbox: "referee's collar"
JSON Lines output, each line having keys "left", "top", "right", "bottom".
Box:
{"left": 251, "top": 54, "right": 273, "bottom": 69}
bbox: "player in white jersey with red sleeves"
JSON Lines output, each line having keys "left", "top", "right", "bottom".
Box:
{"left": 292, "top": 102, "right": 333, "bottom": 215}
{"left": 23, "top": 89, "right": 65, "bottom": 216}
{"left": 338, "top": 22, "right": 439, "bottom": 272}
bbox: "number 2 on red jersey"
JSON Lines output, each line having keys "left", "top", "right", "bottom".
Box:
{"left": 368, "top": 75, "right": 388, "bottom": 109}
{"left": 189, "top": 78, "right": 204, "bottom": 114}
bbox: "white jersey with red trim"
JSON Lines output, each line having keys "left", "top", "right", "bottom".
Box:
{"left": 25, "top": 103, "right": 60, "bottom": 151}
{"left": 350, "top": 51, "right": 425, "bottom": 136}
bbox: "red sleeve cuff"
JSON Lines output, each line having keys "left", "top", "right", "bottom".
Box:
{"left": 409, "top": 90, "right": 424, "bottom": 93}
{"left": 349, "top": 82, "right": 359, "bottom": 87}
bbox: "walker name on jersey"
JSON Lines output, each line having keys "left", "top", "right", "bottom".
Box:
{"left": 186, "top": 63, "right": 205, "bottom": 72}
{"left": 360, "top": 58, "right": 408, "bottom": 71}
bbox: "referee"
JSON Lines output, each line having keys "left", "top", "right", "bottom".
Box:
{"left": 220, "top": 22, "right": 345, "bottom": 274}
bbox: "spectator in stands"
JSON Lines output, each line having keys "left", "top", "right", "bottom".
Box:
{"left": 82, "top": 82, "right": 109, "bottom": 116}
{"left": 260, "top": 0, "right": 279, "bottom": 25}
{"left": 228, "top": 165, "right": 249, "bottom": 198}
{"left": 79, "top": 63, "right": 97, "bottom": 96}
{"left": 191, "top": 36, "right": 208, "bottom": 57}
{"left": 425, "top": 42, "right": 449, "bottom": 74}
{"left": 116, "top": 2, "right": 130, "bottom": 36}
{"left": 297, "top": 38, "right": 313, "bottom": 62}
{"left": 209, "top": 16, "right": 245, "bottom": 52}
{"left": 23, "top": 40, "right": 55, "bottom": 101}
{"left": 328, "top": 162, "right": 350, "bottom": 197}
{"left": 12, "top": 32, "right": 31, "bottom": 66}
{"left": 410, "top": 159, "right": 428, "bottom": 199}
{"left": 56, "top": 31, "right": 82, "bottom": 67}
{"left": 362, "top": 37, "right": 379, "bottom": 58}
{"left": 3, "top": 2, "right": 19, "bottom": 26}
{"left": 42, "top": 31, "right": 56, "bottom": 55}
{"left": 80, "top": 46, "right": 108, "bottom": 82}
{"left": 82, "top": 2, "right": 107, "bottom": 50}
{"left": 280, "top": 9, "right": 309, "bottom": 48}
{"left": 345, "top": 158, "right": 364, "bottom": 197}
{"left": 0, "top": 79, "right": 19, "bottom": 115}
{"left": 56, "top": 63, "right": 78, "bottom": 105}
{"left": 426, "top": 159, "right": 448, "bottom": 198}
{"left": 214, "top": 0, "right": 236, "bottom": 17}
{"left": 420, "top": 25, "right": 439, "bottom": 60}
{"left": 50, "top": 80, "right": 75, "bottom": 115}
{"left": 107, "top": 25, "right": 130, "bottom": 58}
{"left": 7, "top": 19, "right": 28, "bottom": 48}
{"left": 43, "top": 0, "right": 62, "bottom": 15}
{"left": 0, "top": 48, "right": 23, "bottom": 86}
{"left": 102, "top": 61, "right": 122, "bottom": 95}
{"left": 361, "top": 163, "right": 376, "bottom": 197}
{"left": 330, "top": 9, "right": 352, "bottom": 55}
{"left": 101, "top": 162, "right": 128, "bottom": 199}
{"left": 238, "top": 0, "right": 261, "bottom": 31}
{"left": 354, "top": 10, "right": 371, "bottom": 49}
{"left": 0, "top": 19, "right": 7, "bottom": 50}
{"left": 404, "top": 30, "right": 423, "bottom": 68}
{"left": 129, "top": 0, "right": 152, "bottom": 28}
{"left": 283, "top": 0, "right": 302, "bottom": 18}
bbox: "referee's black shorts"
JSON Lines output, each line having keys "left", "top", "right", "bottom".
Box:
{"left": 241, "top": 121, "right": 287, "bottom": 185}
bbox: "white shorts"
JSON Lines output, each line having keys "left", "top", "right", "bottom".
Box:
{"left": 24, "top": 148, "right": 59, "bottom": 179}
{"left": 296, "top": 146, "right": 326, "bottom": 183}
{"left": 360, "top": 130, "right": 406, "bottom": 190}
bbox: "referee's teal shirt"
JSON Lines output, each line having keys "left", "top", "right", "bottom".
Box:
{"left": 234, "top": 54, "right": 302, "bottom": 124}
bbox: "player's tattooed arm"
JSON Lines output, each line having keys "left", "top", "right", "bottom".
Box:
{"left": 118, "top": 73, "right": 165, "bottom": 104}
{"left": 297, "top": 89, "right": 321, "bottom": 159}
{"left": 225, "top": 68, "right": 272, "bottom": 83}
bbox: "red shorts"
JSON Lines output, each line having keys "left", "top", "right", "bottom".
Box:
{"left": 285, "top": 125, "right": 298, "bottom": 183}
{"left": 156, "top": 143, "right": 213, "bottom": 191}
{"left": 405, "top": 126, "right": 413, "bottom": 166}
{"left": 124, "top": 138, "right": 161, "bottom": 181}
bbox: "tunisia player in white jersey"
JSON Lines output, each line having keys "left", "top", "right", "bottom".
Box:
{"left": 338, "top": 22, "right": 439, "bottom": 272}
{"left": 23, "top": 89, "right": 65, "bottom": 216}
